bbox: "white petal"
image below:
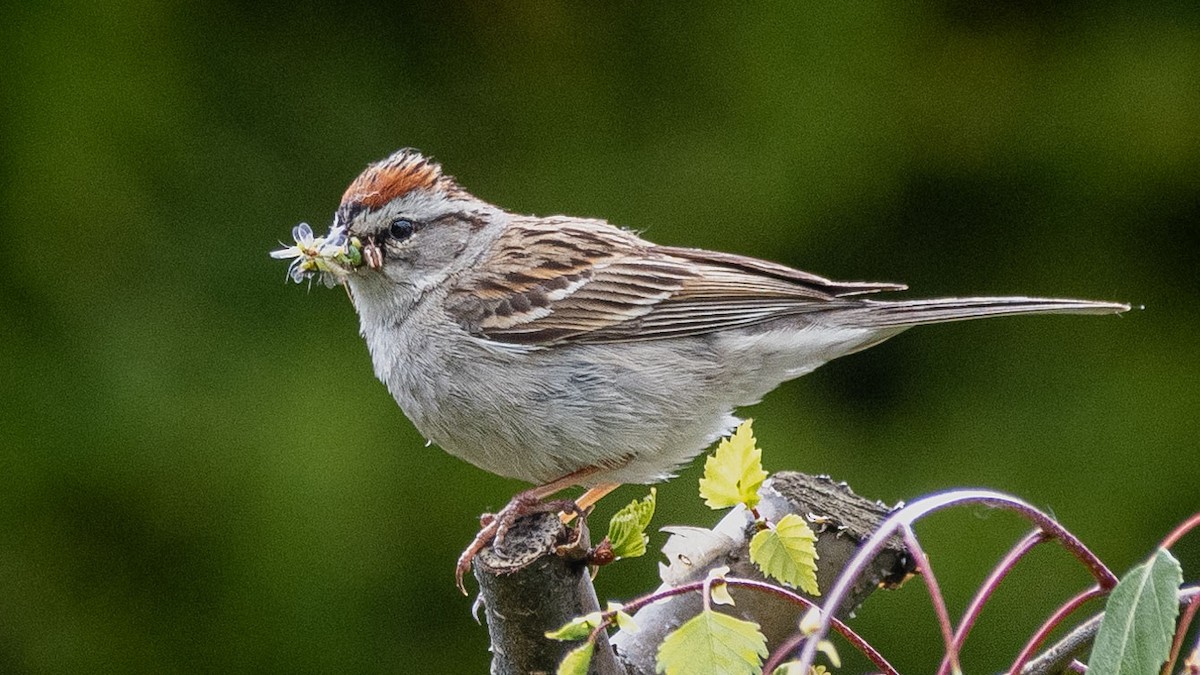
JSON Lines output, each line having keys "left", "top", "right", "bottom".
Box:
{"left": 287, "top": 260, "right": 308, "bottom": 283}
{"left": 292, "top": 222, "right": 314, "bottom": 244}
{"left": 324, "top": 227, "right": 347, "bottom": 248}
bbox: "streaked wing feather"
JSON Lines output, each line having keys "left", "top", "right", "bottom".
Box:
{"left": 653, "top": 246, "right": 907, "bottom": 297}
{"left": 446, "top": 220, "right": 897, "bottom": 345}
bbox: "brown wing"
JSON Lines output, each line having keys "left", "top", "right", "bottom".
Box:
{"left": 445, "top": 219, "right": 907, "bottom": 346}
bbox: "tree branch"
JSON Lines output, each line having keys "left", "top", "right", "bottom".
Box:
{"left": 471, "top": 472, "right": 913, "bottom": 674}
{"left": 473, "top": 512, "right": 624, "bottom": 674}
{"left": 1019, "top": 586, "right": 1200, "bottom": 675}
{"left": 612, "top": 472, "right": 914, "bottom": 673}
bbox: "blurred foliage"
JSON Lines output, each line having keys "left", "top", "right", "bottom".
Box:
{"left": 1, "top": 1, "right": 1197, "bottom": 672}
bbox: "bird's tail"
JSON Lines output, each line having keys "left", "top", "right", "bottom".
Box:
{"left": 845, "top": 297, "right": 1132, "bottom": 328}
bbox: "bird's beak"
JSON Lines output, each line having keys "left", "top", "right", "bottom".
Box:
{"left": 363, "top": 238, "right": 384, "bottom": 271}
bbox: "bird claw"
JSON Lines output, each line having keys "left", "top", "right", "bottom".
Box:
{"left": 454, "top": 494, "right": 587, "bottom": 595}
{"left": 455, "top": 516, "right": 500, "bottom": 595}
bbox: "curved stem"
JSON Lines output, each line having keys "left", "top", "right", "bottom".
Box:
{"left": 1009, "top": 585, "right": 1106, "bottom": 674}
{"left": 937, "top": 530, "right": 1050, "bottom": 675}
{"left": 1164, "top": 593, "right": 1200, "bottom": 675}
{"left": 720, "top": 580, "right": 896, "bottom": 675}
{"left": 615, "top": 575, "right": 897, "bottom": 675}
{"left": 902, "top": 525, "right": 959, "bottom": 673}
{"left": 1161, "top": 512, "right": 1200, "bottom": 550}
{"left": 774, "top": 489, "right": 1116, "bottom": 674}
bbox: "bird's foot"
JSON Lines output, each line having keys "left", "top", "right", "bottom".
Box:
{"left": 455, "top": 491, "right": 584, "bottom": 594}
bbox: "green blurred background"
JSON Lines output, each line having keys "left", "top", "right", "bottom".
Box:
{"left": 2, "top": 2, "right": 1197, "bottom": 672}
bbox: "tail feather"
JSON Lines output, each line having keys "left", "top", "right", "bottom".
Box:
{"left": 848, "top": 297, "right": 1132, "bottom": 328}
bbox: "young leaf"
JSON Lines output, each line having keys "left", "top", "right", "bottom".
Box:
{"left": 699, "top": 420, "right": 768, "bottom": 510}
{"left": 815, "top": 640, "right": 840, "bottom": 668}
{"left": 546, "top": 611, "right": 603, "bottom": 641}
{"left": 749, "top": 513, "right": 820, "bottom": 595}
{"left": 606, "top": 488, "right": 657, "bottom": 559}
{"left": 607, "top": 601, "right": 640, "bottom": 634}
{"left": 655, "top": 609, "right": 768, "bottom": 675}
{"left": 706, "top": 565, "right": 736, "bottom": 606}
{"left": 1087, "top": 548, "right": 1184, "bottom": 675}
{"left": 557, "top": 640, "right": 595, "bottom": 675}
{"left": 613, "top": 609, "right": 639, "bottom": 634}
{"left": 710, "top": 580, "right": 736, "bottom": 607}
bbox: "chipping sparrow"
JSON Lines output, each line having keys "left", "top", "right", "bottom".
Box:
{"left": 274, "top": 148, "right": 1129, "bottom": 590}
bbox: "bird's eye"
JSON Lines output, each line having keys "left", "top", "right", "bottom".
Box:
{"left": 388, "top": 218, "right": 416, "bottom": 241}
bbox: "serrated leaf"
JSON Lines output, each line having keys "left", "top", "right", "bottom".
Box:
{"left": 546, "top": 611, "right": 603, "bottom": 641}
{"left": 557, "top": 640, "right": 595, "bottom": 675}
{"left": 655, "top": 609, "right": 768, "bottom": 675}
{"left": 606, "top": 488, "right": 657, "bottom": 559}
{"left": 699, "top": 420, "right": 768, "bottom": 510}
{"left": 1088, "top": 548, "right": 1184, "bottom": 675}
{"left": 749, "top": 513, "right": 820, "bottom": 595}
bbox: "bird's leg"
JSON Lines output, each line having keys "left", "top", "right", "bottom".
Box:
{"left": 559, "top": 482, "right": 621, "bottom": 524}
{"left": 456, "top": 467, "right": 608, "bottom": 594}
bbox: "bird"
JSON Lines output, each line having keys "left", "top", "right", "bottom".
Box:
{"left": 273, "top": 148, "right": 1130, "bottom": 591}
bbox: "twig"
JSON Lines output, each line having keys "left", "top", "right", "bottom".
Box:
{"left": 1009, "top": 585, "right": 1106, "bottom": 674}
{"left": 938, "top": 530, "right": 1050, "bottom": 675}
{"left": 901, "top": 525, "right": 959, "bottom": 672}
{"left": 1020, "top": 585, "right": 1200, "bottom": 675}
{"left": 773, "top": 489, "right": 1117, "bottom": 674}
{"left": 1164, "top": 591, "right": 1199, "bottom": 675}
{"left": 614, "top": 473, "right": 911, "bottom": 674}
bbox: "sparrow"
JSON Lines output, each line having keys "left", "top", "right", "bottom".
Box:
{"left": 273, "top": 148, "right": 1129, "bottom": 591}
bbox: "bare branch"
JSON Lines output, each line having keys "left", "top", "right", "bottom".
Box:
{"left": 473, "top": 512, "right": 624, "bottom": 675}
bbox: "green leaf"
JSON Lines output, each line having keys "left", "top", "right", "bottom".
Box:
{"left": 606, "top": 488, "right": 657, "bottom": 559}
{"left": 749, "top": 513, "right": 820, "bottom": 595}
{"left": 607, "top": 601, "right": 639, "bottom": 634}
{"left": 699, "top": 420, "right": 768, "bottom": 510}
{"left": 1087, "top": 548, "right": 1184, "bottom": 675}
{"left": 655, "top": 609, "right": 768, "bottom": 675}
{"left": 815, "top": 640, "right": 840, "bottom": 668}
{"left": 706, "top": 565, "right": 735, "bottom": 606}
{"left": 614, "top": 609, "right": 639, "bottom": 633}
{"left": 546, "top": 611, "right": 603, "bottom": 641}
{"left": 710, "top": 581, "right": 736, "bottom": 607}
{"left": 557, "top": 640, "right": 595, "bottom": 675}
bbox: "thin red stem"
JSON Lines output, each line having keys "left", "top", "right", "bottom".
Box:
{"left": 1161, "top": 512, "right": 1200, "bottom": 550}
{"left": 937, "top": 530, "right": 1050, "bottom": 675}
{"left": 775, "top": 490, "right": 1116, "bottom": 673}
{"left": 1164, "top": 593, "right": 1200, "bottom": 675}
{"left": 723, "top": 580, "right": 896, "bottom": 675}
{"left": 1009, "top": 585, "right": 1106, "bottom": 674}
{"left": 614, "top": 575, "right": 896, "bottom": 674}
{"left": 901, "top": 525, "right": 960, "bottom": 673}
